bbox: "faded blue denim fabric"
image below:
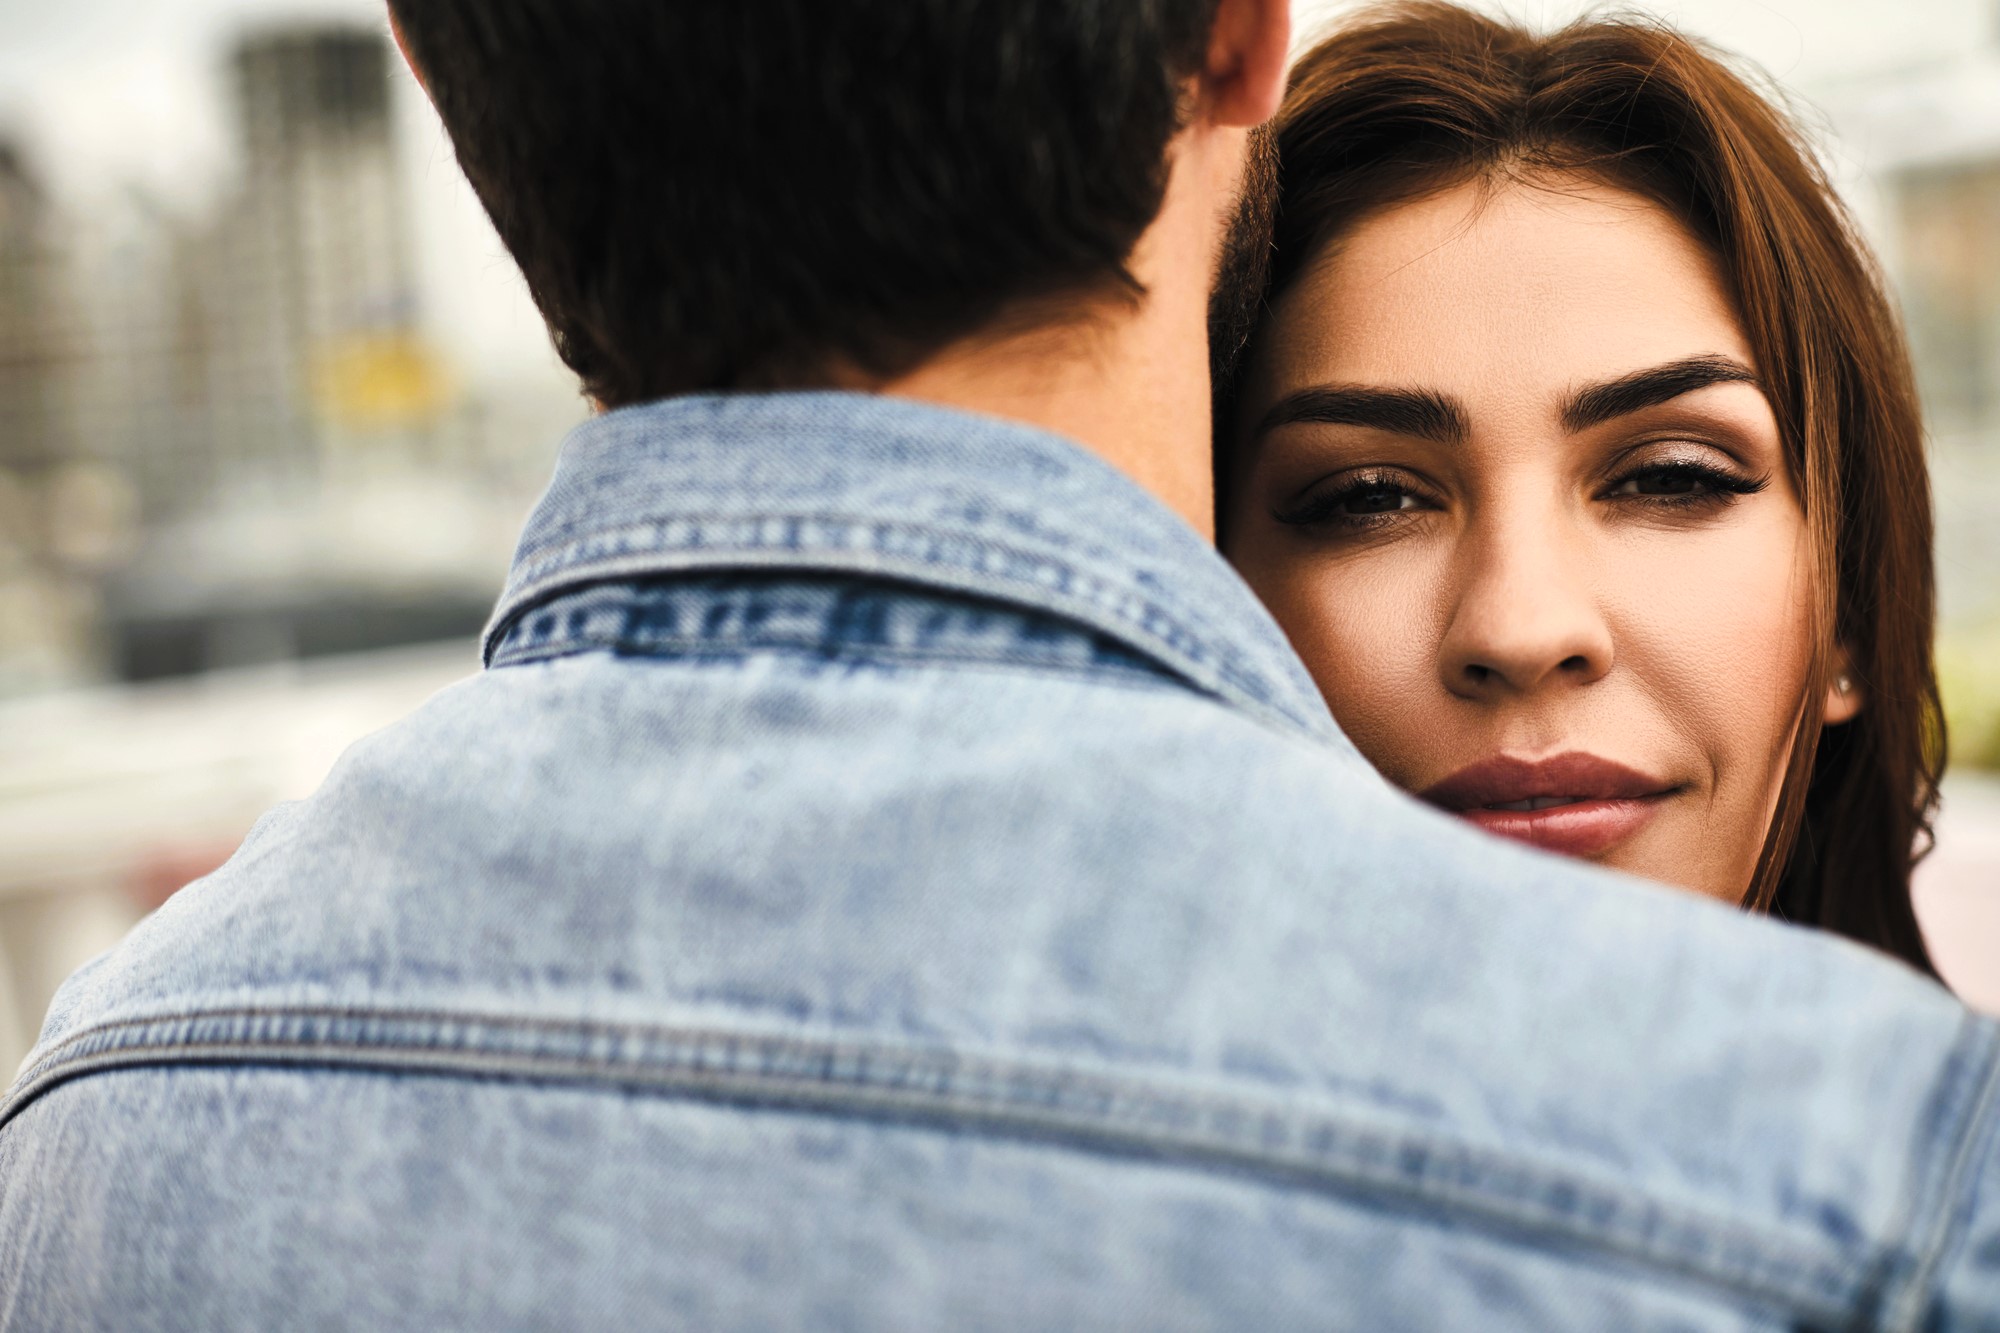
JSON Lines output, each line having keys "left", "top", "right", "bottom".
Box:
{"left": 2, "top": 392, "right": 1997, "bottom": 1330}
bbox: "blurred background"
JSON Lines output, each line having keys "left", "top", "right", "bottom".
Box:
{"left": 0, "top": 0, "right": 1996, "bottom": 1072}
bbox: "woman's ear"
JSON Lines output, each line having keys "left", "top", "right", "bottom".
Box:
{"left": 1822, "top": 646, "right": 1864, "bottom": 725}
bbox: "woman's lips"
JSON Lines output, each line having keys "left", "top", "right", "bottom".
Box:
{"left": 1419, "top": 753, "right": 1676, "bottom": 859}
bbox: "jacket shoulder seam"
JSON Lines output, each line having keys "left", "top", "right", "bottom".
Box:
{"left": 2, "top": 1003, "right": 1874, "bottom": 1323}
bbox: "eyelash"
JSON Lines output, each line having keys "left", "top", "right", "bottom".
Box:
{"left": 1275, "top": 458, "right": 1770, "bottom": 531}
{"left": 1598, "top": 458, "right": 1770, "bottom": 508}
{"left": 1275, "top": 470, "right": 1434, "bottom": 530}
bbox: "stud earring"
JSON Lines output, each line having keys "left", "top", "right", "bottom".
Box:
{"left": 1836, "top": 674, "right": 1852, "bottom": 695}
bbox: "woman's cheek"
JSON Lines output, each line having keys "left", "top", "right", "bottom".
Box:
{"left": 1276, "top": 548, "right": 1454, "bottom": 791}
{"left": 1604, "top": 513, "right": 1813, "bottom": 835}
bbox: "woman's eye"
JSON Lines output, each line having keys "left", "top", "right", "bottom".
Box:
{"left": 1276, "top": 476, "right": 1432, "bottom": 528}
{"left": 1609, "top": 465, "right": 1713, "bottom": 496}
{"left": 1603, "top": 461, "right": 1767, "bottom": 505}
{"left": 1337, "top": 482, "right": 1421, "bottom": 515}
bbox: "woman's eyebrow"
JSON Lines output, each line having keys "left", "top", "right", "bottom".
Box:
{"left": 1560, "top": 354, "right": 1761, "bottom": 433}
{"left": 1252, "top": 385, "right": 1468, "bottom": 446}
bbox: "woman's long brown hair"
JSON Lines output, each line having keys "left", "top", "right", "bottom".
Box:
{"left": 1250, "top": 3, "right": 1944, "bottom": 973}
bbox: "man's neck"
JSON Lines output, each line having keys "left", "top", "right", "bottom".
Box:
{"left": 880, "top": 299, "right": 1214, "bottom": 541}
{"left": 876, "top": 181, "right": 1221, "bottom": 542}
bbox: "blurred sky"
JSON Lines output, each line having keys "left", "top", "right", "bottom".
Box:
{"left": 0, "top": 0, "right": 1992, "bottom": 382}
{"left": 0, "top": 0, "right": 383, "bottom": 205}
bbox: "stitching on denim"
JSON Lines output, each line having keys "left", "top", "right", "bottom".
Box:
{"left": 490, "top": 631, "right": 1187, "bottom": 695}
{"left": 0, "top": 1004, "right": 1863, "bottom": 1323}
{"left": 490, "top": 517, "right": 1197, "bottom": 659}
{"left": 1877, "top": 1014, "right": 2000, "bottom": 1330}
{"left": 492, "top": 577, "right": 1171, "bottom": 682}
{"left": 481, "top": 518, "right": 1311, "bottom": 735}
{"left": 507, "top": 510, "right": 1137, "bottom": 607}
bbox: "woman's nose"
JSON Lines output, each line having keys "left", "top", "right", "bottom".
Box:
{"left": 1437, "top": 515, "right": 1614, "bottom": 700}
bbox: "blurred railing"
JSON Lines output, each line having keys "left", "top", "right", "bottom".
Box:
{"left": 0, "top": 643, "right": 474, "bottom": 1071}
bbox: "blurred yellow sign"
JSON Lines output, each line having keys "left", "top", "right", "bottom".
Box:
{"left": 308, "top": 331, "right": 453, "bottom": 431}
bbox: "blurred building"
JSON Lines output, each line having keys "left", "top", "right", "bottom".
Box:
{"left": 0, "top": 139, "right": 102, "bottom": 696}
{"left": 0, "top": 140, "right": 62, "bottom": 479}
{"left": 1830, "top": 47, "right": 2000, "bottom": 447}
{"left": 199, "top": 27, "right": 433, "bottom": 501}
{"left": 1899, "top": 161, "right": 2000, "bottom": 434}
{"left": 76, "top": 25, "right": 513, "bottom": 684}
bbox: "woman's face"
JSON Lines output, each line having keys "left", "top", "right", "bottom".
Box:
{"left": 1225, "top": 177, "right": 1853, "bottom": 901}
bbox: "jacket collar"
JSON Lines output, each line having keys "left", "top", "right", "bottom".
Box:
{"left": 486, "top": 391, "right": 1345, "bottom": 746}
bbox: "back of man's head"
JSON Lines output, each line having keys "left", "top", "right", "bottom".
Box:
{"left": 389, "top": 0, "right": 1222, "bottom": 408}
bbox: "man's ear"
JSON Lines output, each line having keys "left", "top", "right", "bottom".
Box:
{"left": 1199, "top": 0, "right": 1291, "bottom": 129}
{"left": 1822, "top": 646, "right": 1864, "bottom": 726}
{"left": 388, "top": 9, "right": 429, "bottom": 96}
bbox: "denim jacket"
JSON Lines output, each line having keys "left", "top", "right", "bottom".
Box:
{"left": 3, "top": 393, "right": 1996, "bottom": 1330}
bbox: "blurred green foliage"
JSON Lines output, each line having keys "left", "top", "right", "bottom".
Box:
{"left": 1941, "top": 624, "right": 2000, "bottom": 771}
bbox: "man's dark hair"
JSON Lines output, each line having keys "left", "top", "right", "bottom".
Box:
{"left": 389, "top": 0, "right": 1222, "bottom": 407}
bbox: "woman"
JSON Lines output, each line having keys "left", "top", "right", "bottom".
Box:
{"left": 1223, "top": 2, "right": 1943, "bottom": 973}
